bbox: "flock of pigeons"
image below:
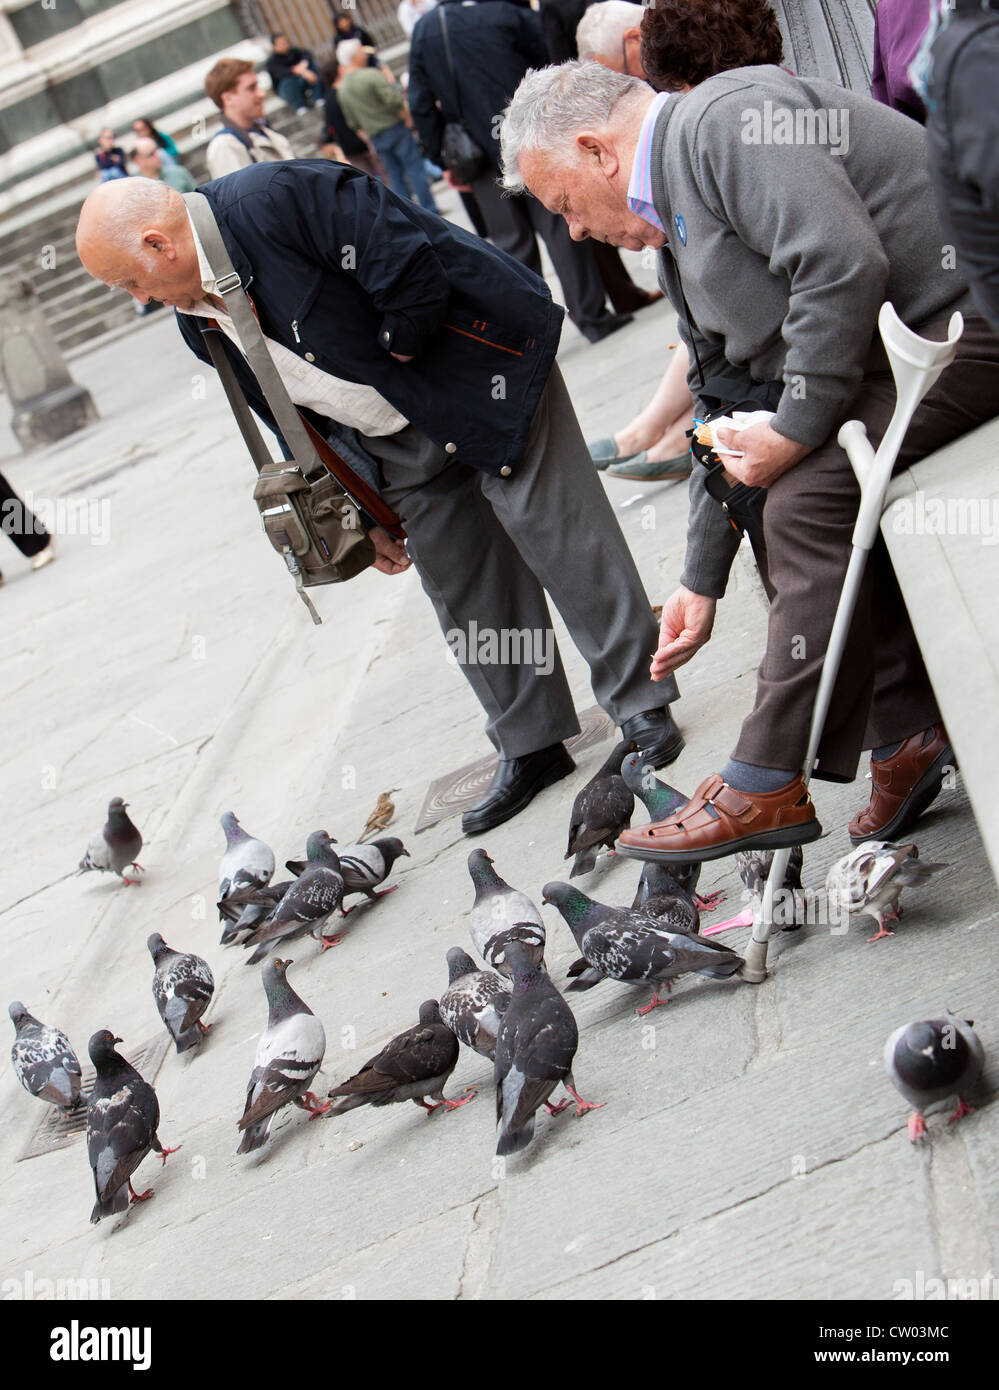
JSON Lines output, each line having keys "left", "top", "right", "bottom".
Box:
{"left": 7, "top": 741, "right": 981, "bottom": 1227}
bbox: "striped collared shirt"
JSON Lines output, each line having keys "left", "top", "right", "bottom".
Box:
{"left": 627, "top": 91, "right": 673, "bottom": 235}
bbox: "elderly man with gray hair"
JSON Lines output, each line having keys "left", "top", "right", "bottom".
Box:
{"left": 502, "top": 59, "right": 999, "bottom": 859}
{"left": 575, "top": 0, "right": 646, "bottom": 74}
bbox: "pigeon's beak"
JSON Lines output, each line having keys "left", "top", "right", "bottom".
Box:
{"left": 113, "top": 1035, "right": 123, "bottom": 1045}
{"left": 402, "top": 849, "right": 411, "bottom": 857}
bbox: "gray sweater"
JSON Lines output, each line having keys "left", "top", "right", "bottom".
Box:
{"left": 651, "top": 66, "right": 972, "bottom": 597}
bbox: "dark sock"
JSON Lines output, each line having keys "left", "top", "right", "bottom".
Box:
{"left": 871, "top": 741, "right": 903, "bottom": 762}
{"left": 721, "top": 758, "right": 797, "bottom": 794}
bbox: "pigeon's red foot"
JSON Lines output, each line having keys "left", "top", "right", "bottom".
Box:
{"left": 320, "top": 932, "right": 346, "bottom": 952}
{"left": 131, "top": 862, "right": 145, "bottom": 872}
{"left": 339, "top": 905, "right": 354, "bottom": 918}
{"left": 196, "top": 1019, "right": 212, "bottom": 1035}
{"left": 565, "top": 1084, "right": 605, "bottom": 1118}
{"left": 636, "top": 988, "right": 671, "bottom": 1015}
{"left": 417, "top": 1098, "right": 438, "bottom": 1114}
{"left": 867, "top": 919, "right": 895, "bottom": 943}
{"left": 442, "top": 1091, "right": 476, "bottom": 1111}
{"left": 129, "top": 1181, "right": 155, "bottom": 1202}
{"left": 545, "top": 1098, "right": 571, "bottom": 1116}
{"left": 374, "top": 885, "right": 399, "bottom": 898}
{"left": 702, "top": 907, "right": 754, "bottom": 936}
{"left": 908, "top": 1111, "right": 927, "bottom": 1143}
{"left": 695, "top": 890, "right": 725, "bottom": 912}
{"left": 298, "top": 1091, "right": 332, "bottom": 1119}
{"left": 158, "top": 1143, "right": 182, "bottom": 1166}
{"left": 948, "top": 1096, "right": 975, "bottom": 1125}
{"left": 884, "top": 904, "right": 903, "bottom": 923}
{"left": 122, "top": 877, "right": 142, "bottom": 887}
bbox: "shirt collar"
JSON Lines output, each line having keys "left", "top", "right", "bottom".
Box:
{"left": 178, "top": 212, "right": 222, "bottom": 317}
{"left": 627, "top": 90, "right": 673, "bottom": 235}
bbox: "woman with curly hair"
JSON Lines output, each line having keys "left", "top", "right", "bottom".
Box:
{"left": 640, "top": 0, "right": 783, "bottom": 92}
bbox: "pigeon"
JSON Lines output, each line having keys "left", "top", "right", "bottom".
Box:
{"left": 237, "top": 958, "right": 329, "bottom": 1153}
{"left": 564, "top": 740, "right": 635, "bottom": 877}
{"left": 567, "top": 872, "right": 701, "bottom": 983}
{"left": 86, "top": 1029, "right": 179, "bottom": 1223}
{"left": 439, "top": 947, "right": 512, "bottom": 1061}
{"left": 217, "top": 812, "right": 275, "bottom": 941}
{"left": 242, "top": 831, "right": 344, "bottom": 963}
{"left": 884, "top": 1013, "right": 984, "bottom": 1142}
{"left": 219, "top": 879, "right": 296, "bottom": 946}
{"left": 287, "top": 836, "right": 410, "bottom": 914}
{"left": 9, "top": 1002, "right": 83, "bottom": 1111}
{"left": 494, "top": 940, "right": 603, "bottom": 1156}
{"left": 825, "top": 841, "right": 949, "bottom": 942}
{"left": 702, "top": 846, "right": 807, "bottom": 937}
{"left": 358, "top": 790, "right": 399, "bottom": 842}
{"left": 543, "top": 881, "right": 743, "bottom": 1014}
{"left": 467, "top": 848, "right": 545, "bottom": 977}
{"left": 327, "top": 1000, "right": 475, "bottom": 1117}
{"left": 77, "top": 796, "right": 143, "bottom": 884}
{"left": 147, "top": 934, "right": 215, "bottom": 1054}
{"left": 620, "top": 754, "right": 723, "bottom": 911}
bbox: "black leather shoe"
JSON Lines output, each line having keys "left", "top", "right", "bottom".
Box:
{"left": 462, "top": 743, "right": 576, "bottom": 835}
{"left": 619, "top": 708, "right": 684, "bottom": 770}
{"left": 581, "top": 312, "right": 634, "bottom": 344}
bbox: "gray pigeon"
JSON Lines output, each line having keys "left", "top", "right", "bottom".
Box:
{"left": 77, "top": 797, "right": 143, "bottom": 884}
{"left": 564, "top": 740, "right": 635, "bottom": 878}
{"left": 568, "top": 874, "right": 700, "bottom": 983}
{"left": 544, "top": 881, "right": 743, "bottom": 1014}
{"left": 826, "top": 841, "right": 949, "bottom": 942}
{"left": 287, "top": 836, "right": 410, "bottom": 914}
{"left": 87, "top": 1029, "right": 180, "bottom": 1223}
{"left": 9, "top": 1002, "right": 83, "bottom": 1112}
{"left": 467, "top": 849, "right": 545, "bottom": 977}
{"left": 147, "top": 934, "right": 215, "bottom": 1054}
{"left": 884, "top": 1013, "right": 984, "bottom": 1142}
{"left": 494, "top": 940, "right": 603, "bottom": 1156}
{"left": 237, "top": 958, "right": 328, "bottom": 1153}
{"left": 439, "top": 947, "right": 512, "bottom": 1061}
{"left": 217, "top": 812, "right": 275, "bottom": 941}
{"left": 620, "top": 754, "right": 723, "bottom": 911}
{"left": 219, "top": 879, "right": 295, "bottom": 945}
{"left": 243, "top": 831, "right": 343, "bottom": 963}
{"left": 327, "top": 1000, "right": 474, "bottom": 1117}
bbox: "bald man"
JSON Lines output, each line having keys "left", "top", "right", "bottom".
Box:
{"left": 133, "top": 137, "right": 196, "bottom": 193}
{"left": 76, "top": 166, "right": 686, "bottom": 833}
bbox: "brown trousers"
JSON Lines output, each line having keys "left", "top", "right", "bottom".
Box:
{"left": 734, "top": 314, "right": 999, "bottom": 782}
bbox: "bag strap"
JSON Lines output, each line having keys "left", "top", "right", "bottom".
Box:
{"left": 437, "top": 5, "right": 466, "bottom": 126}
{"left": 200, "top": 325, "right": 275, "bottom": 473}
{"left": 183, "top": 190, "right": 406, "bottom": 538}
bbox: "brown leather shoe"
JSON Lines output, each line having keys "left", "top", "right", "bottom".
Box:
{"left": 616, "top": 772, "right": 822, "bottom": 864}
{"left": 848, "top": 724, "right": 954, "bottom": 846}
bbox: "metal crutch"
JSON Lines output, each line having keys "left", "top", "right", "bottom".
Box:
{"left": 739, "top": 302, "right": 964, "bottom": 983}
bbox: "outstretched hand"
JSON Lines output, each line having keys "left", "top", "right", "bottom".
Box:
{"left": 369, "top": 525, "right": 411, "bottom": 576}
{"left": 651, "top": 586, "right": 717, "bottom": 679}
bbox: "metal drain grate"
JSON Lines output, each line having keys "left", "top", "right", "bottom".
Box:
{"left": 413, "top": 703, "right": 614, "bottom": 833}
{"left": 18, "top": 1033, "right": 172, "bottom": 1162}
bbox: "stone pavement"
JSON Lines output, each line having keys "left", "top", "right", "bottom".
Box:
{"left": 1, "top": 199, "right": 997, "bottom": 1302}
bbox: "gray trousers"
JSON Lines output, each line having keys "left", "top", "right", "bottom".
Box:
{"left": 361, "top": 365, "right": 678, "bottom": 760}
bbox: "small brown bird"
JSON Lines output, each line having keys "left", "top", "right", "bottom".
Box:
{"left": 358, "top": 789, "right": 399, "bottom": 842}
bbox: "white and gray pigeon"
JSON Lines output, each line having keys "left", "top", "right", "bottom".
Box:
{"left": 467, "top": 848, "right": 545, "bottom": 977}
{"left": 544, "top": 881, "right": 743, "bottom": 1015}
{"left": 242, "top": 831, "right": 344, "bottom": 963}
{"left": 217, "top": 812, "right": 275, "bottom": 941}
{"left": 327, "top": 1000, "right": 475, "bottom": 1117}
{"left": 287, "top": 836, "right": 410, "bottom": 914}
{"left": 77, "top": 796, "right": 143, "bottom": 884}
{"left": 237, "top": 958, "right": 329, "bottom": 1153}
{"left": 147, "top": 933, "right": 215, "bottom": 1054}
{"left": 494, "top": 940, "right": 603, "bottom": 1157}
{"left": 9, "top": 1002, "right": 83, "bottom": 1112}
{"left": 439, "top": 947, "right": 512, "bottom": 1061}
{"left": 825, "top": 841, "right": 949, "bottom": 942}
{"left": 564, "top": 740, "right": 635, "bottom": 878}
{"left": 87, "top": 1029, "right": 180, "bottom": 1223}
{"left": 884, "top": 1013, "right": 984, "bottom": 1142}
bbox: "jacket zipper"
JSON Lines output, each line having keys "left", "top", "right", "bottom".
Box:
{"left": 291, "top": 320, "right": 301, "bottom": 342}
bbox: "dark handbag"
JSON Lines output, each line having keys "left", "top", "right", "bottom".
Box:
{"left": 436, "top": 6, "right": 489, "bottom": 183}
{"left": 689, "top": 395, "right": 772, "bottom": 569}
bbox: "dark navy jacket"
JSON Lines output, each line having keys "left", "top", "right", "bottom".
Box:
{"left": 176, "top": 159, "right": 564, "bottom": 477}
{"left": 408, "top": 0, "right": 549, "bottom": 169}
